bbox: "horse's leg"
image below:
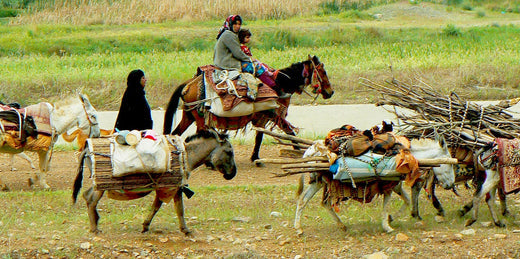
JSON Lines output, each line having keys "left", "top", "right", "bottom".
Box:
{"left": 497, "top": 186, "right": 509, "bottom": 216}
{"left": 411, "top": 179, "right": 424, "bottom": 220}
{"left": 382, "top": 191, "right": 395, "bottom": 233}
{"left": 83, "top": 187, "right": 105, "bottom": 233}
{"left": 392, "top": 182, "right": 410, "bottom": 219}
{"left": 465, "top": 169, "right": 500, "bottom": 227}
{"left": 142, "top": 193, "right": 163, "bottom": 233}
{"left": 173, "top": 189, "right": 191, "bottom": 236}
{"left": 250, "top": 131, "right": 263, "bottom": 163}
{"left": 484, "top": 186, "right": 505, "bottom": 227}
{"left": 32, "top": 150, "right": 51, "bottom": 189}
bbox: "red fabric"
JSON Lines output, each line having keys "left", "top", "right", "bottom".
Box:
{"left": 241, "top": 45, "right": 252, "bottom": 56}
{"left": 0, "top": 102, "right": 52, "bottom": 135}
{"left": 496, "top": 138, "right": 520, "bottom": 194}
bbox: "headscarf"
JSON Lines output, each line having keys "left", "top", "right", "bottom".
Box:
{"left": 216, "top": 15, "right": 242, "bottom": 40}
{"left": 114, "top": 69, "right": 153, "bottom": 131}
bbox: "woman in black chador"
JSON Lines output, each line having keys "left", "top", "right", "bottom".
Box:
{"left": 114, "top": 69, "right": 153, "bottom": 131}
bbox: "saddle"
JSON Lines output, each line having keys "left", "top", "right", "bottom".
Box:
{"left": 196, "top": 65, "right": 279, "bottom": 113}
{"left": 495, "top": 138, "right": 520, "bottom": 194}
{"left": 0, "top": 110, "right": 38, "bottom": 143}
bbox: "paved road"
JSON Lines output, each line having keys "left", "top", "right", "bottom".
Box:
{"left": 88, "top": 101, "right": 520, "bottom": 141}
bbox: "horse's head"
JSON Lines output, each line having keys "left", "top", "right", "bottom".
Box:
{"left": 78, "top": 94, "right": 100, "bottom": 138}
{"left": 304, "top": 55, "right": 334, "bottom": 99}
{"left": 185, "top": 129, "right": 237, "bottom": 180}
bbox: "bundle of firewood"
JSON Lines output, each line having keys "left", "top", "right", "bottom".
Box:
{"left": 360, "top": 77, "right": 520, "bottom": 149}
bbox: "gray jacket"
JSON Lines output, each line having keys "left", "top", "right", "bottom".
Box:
{"left": 213, "top": 30, "right": 251, "bottom": 70}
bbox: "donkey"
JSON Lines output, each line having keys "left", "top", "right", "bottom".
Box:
{"left": 294, "top": 137, "right": 455, "bottom": 234}
{"left": 0, "top": 94, "right": 99, "bottom": 190}
{"left": 72, "top": 130, "right": 237, "bottom": 235}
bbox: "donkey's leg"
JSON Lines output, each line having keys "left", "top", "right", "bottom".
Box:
{"left": 251, "top": 131, "right": 264, "bottom": 163}
{"left": 411, "top": 179, "right": 424, "bottom": 219}
{"left": 0, "top": 178, "right": 9, "bottom": 191}
{"left": 173, "top": 189, "right": 191, "bottom": 236}
{"left": 294, "top": 180, "right": 330, "bottom": 235}
{"left": 430, "top": 184, "right": 445, "bottom": 217}
{"left": 485, "top": 187, "right": 505, "bottom": 227}
{"left": 83, "top": 187, "right": 105, "bottom": 233}
{"left": 11, "top": 153, "right": 36, "bottom": 170}
{"left": 466, "top": 169, "right": 500, "bottom": 227}
{"left": 392, "top": 182, "right": 410, "bottom": 219}
{"left": 33, "top": 150, "right": 51, "bottom": 189}
{"left": 142, "top": 193, "right": 163, "bottom": 233}
{"left": 382, "top": 191, "right": 395, "bottom": 233}
{"left": 497, "top": 187, "right": 509, "bottom": 216}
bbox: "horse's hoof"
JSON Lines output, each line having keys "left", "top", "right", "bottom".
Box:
{"left": 90, "top": 229, "right": 102, "bottom": 234}
{"left": 142, "top": 227, "right": 150, "bottom": 233}
{"left": 458, "top": 209, "right": 467, "bottom": 217}
{"left": 28, "top": 178, "right": 35, "bottom": 187}
{"left": 388, "top": 215, "right": 394, "bottom": 223}
{"left": 464, "top": 219, "right": 477, "bottom": 227}
{"left": 495, "top": 221, "right": 506, "bottom": 228}
{"left": 183, "top": 231, "right": 193, "bottom": 237}
{"left": 384, "top": 227, "right": 395, "bottom": 233}
{"left": 1, "top": 185, "right": 9, "bottom": 192}
{"left": 502, "top": 210, "right": 510, "bottom": 217}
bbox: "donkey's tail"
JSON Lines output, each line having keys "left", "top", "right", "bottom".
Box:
{"left": 72, "top": 149, "right": 87, "bottom": 204}
{"left": 163, "top": 82, "right": 188, "bottom": 135}
{"left": 296, "top": 175, "right": 305, "bottom": 198}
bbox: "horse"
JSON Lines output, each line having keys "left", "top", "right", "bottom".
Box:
{"left": 163, "top": 55, "right": 334, "bottom": 163}
{"left": 459, "top": 139, "right": 517, "bottom": 227}
{"left": 0, "top": 94, "right": 99, "bottom": 190}
{"left": 294, "top": 137, "right": 455, "bottom": 234}
{"left": 72, "top": 130, "right": 237, "bottom": 235}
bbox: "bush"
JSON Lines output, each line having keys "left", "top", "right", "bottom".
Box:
{"left": 0, "top": 8, "right": 18, "bottom": 17}
{"left": 443, "top": 24, "right": 461, "bottom": 36}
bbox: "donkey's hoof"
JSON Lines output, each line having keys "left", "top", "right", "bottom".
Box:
{"left": 464, "top": 219, "right": 477, "bottom": 227}
{"left": 388, "top": 215, "right": 394, "bottom": 223}
{"left": 457, "top": 209, "right": 467, "bottom": 217}
{"left": 28, "top": 178, "right": 35, "bottom": 187}
{"left": 1, "top": 185, "right": 10, "bottom": 192}
{"left": 296, "top": 229, "right": 304, "bottom": 237}
{"left": 253, "top": 161, "right": 265, "bottom": 167}
{"left": 495, "top": 221, "right": 506, "bottom": 228}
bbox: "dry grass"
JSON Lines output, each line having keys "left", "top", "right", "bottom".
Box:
{"left": 12, "top": 0, "right": 336, "bottom": 25}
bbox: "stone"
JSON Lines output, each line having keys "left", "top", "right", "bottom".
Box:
{"left": 493, "top": 234, "right": 507, "bottom": 239}
{"left": 80, "top": 242, "right": 92, "bottom": 249}
{"left": 460, "top": 229, "right": 476, "bottom": 235}
{"left": 364, "top": 252, "right": 389, "bottom": 259}
{"left": 480, "top": 221, "right": 492, "bottom": 227}
{"left": 270, "top": 211, "right": 282, "bottom": 218}
{"left": 395, "top": 233, "right": 409, "bottom": 242}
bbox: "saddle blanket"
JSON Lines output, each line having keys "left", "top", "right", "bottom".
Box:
{"left": 0, "top": 103, "right": 52, "bottom": 135}
{"left": 329, "top": 151, "right": 401, "bottom": 182}
{"left": 198, "top": 65, "right": 278, "bottom": 111}
{"left": 496, "top": 138, "right": 520, "bottom": 194}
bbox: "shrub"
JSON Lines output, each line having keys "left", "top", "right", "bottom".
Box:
{"left": 443, "top": 24, "right": 461, "bottom": 36}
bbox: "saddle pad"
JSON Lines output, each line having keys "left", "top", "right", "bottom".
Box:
{"left": 496, "top": 138, "right": 520, "bottom": 194}
{"left": 0, "top": 103, "right": 52, "bottom": 135}
{"left": 329, "top": 151, "right": 400, "bottom": 182}
{"left": 198, "top": 65, "right": 278, "bottom": 111}
{"left": 206, "top": 83, "right": 279, "bottom": 117}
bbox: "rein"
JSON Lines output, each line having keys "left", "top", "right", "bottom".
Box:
{"left": 302, "top": 59, "right": 324, "bottom": 101}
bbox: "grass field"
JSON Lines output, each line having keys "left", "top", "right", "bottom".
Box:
{"left": 1, "top": 1, "right": 520, "bottom": 110}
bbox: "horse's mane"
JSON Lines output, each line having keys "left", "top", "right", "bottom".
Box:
{"left": 185, "top": 130, "right": 229, "bottom": 143}
{"left": 276, "top": 61, "right": 309, "bottom": 94}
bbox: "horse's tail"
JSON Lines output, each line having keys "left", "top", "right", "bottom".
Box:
{"left": 163, "top": 83, "right": 187, "bottom": 135}
{"left": 72, "top": 149, "right": 87, "bottom": 204}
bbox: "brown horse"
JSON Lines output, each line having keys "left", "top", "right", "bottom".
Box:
{"left": 163, "top": 55, "right": 334, "bottom": 163}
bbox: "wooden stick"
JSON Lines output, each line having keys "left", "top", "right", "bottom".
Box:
{"left": 252, "top": 126, "right": 314, "bottom": 145}
{"left": 417, "top": 158, "right": 458, "bottom": 165}
{"left": 255, "top": 156, "right": 328, "bottom": 164}
{"left": 281, "top": 163, "right": 330, "bottom": 169}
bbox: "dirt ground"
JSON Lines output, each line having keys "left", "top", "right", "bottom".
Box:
{"left": 1, "top": 145, "right": 520, "bottom": 258}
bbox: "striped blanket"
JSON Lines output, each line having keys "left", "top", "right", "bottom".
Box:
{"left": 496, "top": 138, "right": 520, "bottom": 194}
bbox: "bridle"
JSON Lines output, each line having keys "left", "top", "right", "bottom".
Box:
{"left": 81, "top": 100, "right": 99, "bottom": 137}
{"left": 478, "top": 142, "right": 499, "bottom": 169}
{"left": 302, "top": 58, "right": 326, "bottom": 101}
